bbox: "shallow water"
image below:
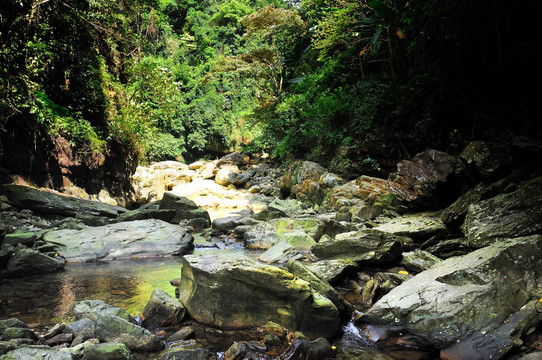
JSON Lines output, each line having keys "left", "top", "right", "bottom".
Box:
{"left": 0, "top": 256, "right": 182, "bottom": 327}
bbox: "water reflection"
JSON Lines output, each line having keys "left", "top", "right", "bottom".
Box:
{"left": 0, "top": 257, "right": 182, "bottom": 327}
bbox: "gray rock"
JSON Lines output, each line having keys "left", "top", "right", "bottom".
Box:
{"left": 159, "top": 192, "right": 210, "bottom": 224}
{"left": 423, "top": 238, "right": 471, "bottom": 259}
{"left": 0, "top": 184, "right": 126, "bottom": 218}
{"left": 359, "top": 234, "right": 542, "bottom": 359}
{"left": 94, "top": 314, "right": 163, "bottom": 352}
{"left": 211, "top": 216, "right": 243, "bottom": 233}
{"left": 6, "top": 248, "right": 65, "bottom": 276}
{"left": 44, "top": 333, "right": 73, "bottom": 346}
{"left": 441, "top": 183, "right": 493, "bottom": 225}
{"left": 462, "top": 176, "right": 542, "bottom": 248}
{"left": 43, "top": 219, "right": 193, "bottom": 262}
{"left": 374, "top": 211, "right": 446, "bottom": 242}
{"left": 305, "top": 259, "right": 358, "bottom": 283}
{"left": 311, "top": 229, "right": 404, "bottom": 264}
{"left": 82, "top": 342, "right": 132, "bottom": 360}
{"left": 244, "top": 217, "right": 324, "bottom": 250}
{"left": 283, "top": 338, "right": 333, "bottom": 360}
{"left": 0, "top": 319, "right": 27, "bottom": 336}
{"left": 0, "top": 342, "right": 16, "bottom": 356}
{"left": 161, "top": 347, "right": 216, "bottom": 360}
{"left": 72, "top": 300, "right": 135, "bottom": 324}
{"left": 2, "top": 327, "right": 37, "bottom": 341}
{"left": 64, "top": 318, "right": 96, "bottom": 339}
{"left": 177, "top": 253, "right": 341, "bottom": 338}
{"left": 2, "top": 232, "right": 37, "bottom": 247}
{"left": 258, "top": 241, "right": 302, "bottom": 264}
{"left": 0, "top": 347, "right": 74, "bottom": 360}
{"left": 113, "top": 209, "right": 177, "bottom": 224}
{"left": 167, "top": 326, "right": 195, "bottom": 343}
{"left": 142, "top": 289, "right": 185, "bottom": 328}
{"left": 400, "top": 250, "right": 442, "bottom": 273}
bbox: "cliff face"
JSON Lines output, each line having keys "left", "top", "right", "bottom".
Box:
{"left": 0, "top": 127, "right": 137, "bottom": 198}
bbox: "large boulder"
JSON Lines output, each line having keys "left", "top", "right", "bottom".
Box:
{"left": 310, "top": 229, "right": 405, "bottom": 264}
{"left": 322, "top": 175, "right": 391, "bottom": 211}
{"left": 214, "top": 164, "right": 240, "bottom": 186}
{"left": 0, "top": 185, "right": 126, "bottom": 218}
{"left": 159, "top": 192, "right": 210, "bottom": 224}
{"left": 142, "top": 289, "right": 185, "bottom": 328}
{"left": 460, "top": 141, "right": 514, "bottom": 181}
{"left": 94, "top": 314, "right": 163, "bottom": 352}
{"left": 73, "top": 300, "right": 135, "bottom": 323}
{"left": 177, "top": 252, "right": 341, "bottom": 338}
{"left": 42, "top": 219, "right": 193, "bottom": 262}
{"left": 388, "top": 150, "right": 469, "bottom": 210}
{"left": 461, "top": 176, "right": 542, "bottom": 248}
{"left": 244, "top": 217, "right": 325, "bottom": 250}
{"left": 374, "top": 211, "right": 447, "bottom": 242}
{"left": 6, "top": 247, "right": 65, "bottom": 276}
{"left": 359, "top": 234, "right": 542, "bottom": 359}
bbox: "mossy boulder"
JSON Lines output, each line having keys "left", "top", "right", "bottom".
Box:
{"left": 94, "top": 314, "right": 163, "bottom": 352}
{"left": 6, "top": 247, "right": 65, "bottom": 276}
{"left": 82, "top": 342, "right": 132, "bottom": 360}
{"left": 244, "top": 217, "right": 324, "bottom": 250}
{"left": 177, "top": 253, "right": 341, "bottom": 338}
{"left": 142, "top": 289, "right": 185, "bottom": 328}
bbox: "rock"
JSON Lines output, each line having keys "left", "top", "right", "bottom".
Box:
{"left": 82, "top": 342, "right": 132, "bottom": 360}
{"left": 113, "top": 209, "right": 177, "bottom": 224}
{"left": 461, "top": 176, "right": 542, "bottom": 248}
{"left": 6, "top": 247, "right": 65, "bottom": 276}
{"left": 217, "top": 152, "right": 250, "bottom": 167}
{"left": 2, "top": 327, "right": 37, "bottom": 340}
{"left": 311, "top": 229, "right": 404, "bottom": 264}
{"left": 258, "top": 241, "right": 302, "bottom": 264}
{"left": 282, "top": 338, "right": 333, "bottom": 360}
{"left": 322, "top": 175, "right": 391, "bottom": 211}
{"left": 72, "top": 300, "right": 135, "bottom": 324}
{"left": 167, "top": 326, "right": 195, "bottom": 343}
{"left": 195, "top": 162, "right": 216, "bottom": 179}
{"left": 159, "top": 192, "right": 211, "bottom": 224}
{"left": 460, "top": 141, "right": 514, "bottom": 181}
{"left": 214, "top": 165, "right": 240, "bottom": 186}
{"left": 251, "top": 208, "right": 285, "bottom": 221}
{"left": 374, "top": 211, "right": 446, "bottom": 242}
{"left": 244, "top": 217, "right": 324, "bottom": 250}
{"left": 0, "top": 347, "right": 74, "bottom": 360}
{"left": 287, "top": 260, "right": 352, "bottom": 316}
{"left": 0, "top": 184, "right": 126, "bottom": 218}
{"left": 94, "top": 314, "right": 163, "bottom": 352}
{"left": 44, "top": 333, "right": 74, "bottom": 346}
{"left": 441, "top": 183, "right": 493, "bottom": 225}
{"left": 161, "top": 347, "right": 216, "bottom": 360}
{"left": 388, "top": 150, "right": 469, "bottom": 210}
{"left": 177, "top": 252, "right": 341, "bottom": 338}
{"left": 267, "top": 198, "right": 309, "bottom": 217}
{"left": 423, "top": 239, "right": 471, "bottom": 259}
{"left": 43, "top": 219, "right": 193, "bottom": 262}
{"left": 74, "top": 213, "right": 111, "bottom": 226}
{"left": 224, "top": 341, "right": 266, "bottom": 360}
{"left": 359, "top": 234, "right": 542, "bottom": 359}
{"left": 0, "top": 342, "right": 16, "bottom": 356}
{"left": 211, "top": 216, "right": 244, "bottom": 233}
{"left": 2, "top": 232, "right": 37, "bottom": 247}
{"left": 0, "top": 244, "right": 15, "bottom": 268}
{"left": 400, "top": 250, "right": 442, "bottom": 272}
{"left": 305, "top": 259, "right": 358, "bottom": 283}
{"left": 0, "top": 319, "right": 28, "bottom": 335}
{"left": 279, "top": 161, "right": 336, "bottom": 204}
{"left": 142, "top": 289, "right": 185, "bottom": 328}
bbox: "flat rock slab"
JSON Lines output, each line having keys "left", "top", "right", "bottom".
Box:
{"left": 177, "top": 252, "right": 341, "bottom": 338}
{"left": 43, "top": 219, "right": 193, "bottom": 262}
{"left": 0, "top": 184, "right": 126, "bottom": 218}
{"left": 360, "top": 234, "right": 542, "bottom": 359}
{"left": 374, "top": 211, "right": 446, "bottom": 241}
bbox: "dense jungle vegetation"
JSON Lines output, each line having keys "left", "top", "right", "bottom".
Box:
{"left": 1, "top": 0, "right": 540, "bottom": 177}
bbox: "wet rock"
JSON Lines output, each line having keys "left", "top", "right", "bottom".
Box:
{"left": 400, "top": 250, "right": 442, "bottom": 272}
{"left": 461, "top": 176, "right": 542, "bottom": 248}
{"left": 258, "top": 241, "right": 302, "bottom": 264}
{"left": 43, "top": 219, "right": 193, "bottom": 262}
{"left": 388, "top": 150, "right": 469, "bottom": 210}
{"left": 0, "top": 347, "right": 74, "bottom": 359}
{"left": 374, "top": 211, "right": 446, "bottom": 242}
{"left": 359, "top": 234, "right": 542, "bottom": 358}
{"left": 45, "top": 333, "right": 74, "bottom": 346}
{"left": 224, "top": 341, "right": 266, "bottom": 360}
{"left": 94, "top": 314, "right": 163, "bottom": 352}
{"left": 82, "top": 341, "right": 132, "bottom": 360}
{"left": 142, "top": 289, "right": 185, "bottom": 328}
{"left": 159, "top": 192, "right": 211, "bottom": 224}
{"left": 2, "top": 232, "right": 37, "bottom": 247}
{"left": 282, "top": 338, "right": 333, "bottom": 360}
{"left": 460, "top": 141, "right": 514, "bottom": 181}
{"left": 6, "top": 247, "right": 65, "bottom": 276}
{"left": 73, "top": 300, "right": 135, "bottom": 324}
{"left": 244, "top": 217, "right": 324, "bottom": 250}
{"left": 0, "top": 184, "right": 126, "bottom": 218}
{"left": 286, "top": 259, "right": 352, "bottom": 316}
{"left": 311, "top": 229, "right": 404, "bottom": 264}
{"left": 305, "top": 259, "right": 358, "bottom": 284}
{"left": 161, "top": 347, "right": 216, "bottom": 360}
{"left": 167, "top": 327, "right": 195, "bottom": 343}
{"left": 177, "top": 252, "right": 341, "bottom": 338}
{"left": 211, "top": 216, "right": 244, "bottom": 233}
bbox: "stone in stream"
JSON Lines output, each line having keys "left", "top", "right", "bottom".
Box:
{"left": 94, "top": 314, "right": 163, "bottom": 352}
{"left": 142, "top": 289, "right": 185, "bottom": 328}
{"left": 160, "top": 347, "right": 216, "bottom": 360}
{"left": 177, "top": 252, "right": 341, "bottom": 338}
{"left": 310, "top": 229, "right": 404, "bottom": 264}
{"left": 73, "top": 300, "right": 135, "bottom": 324}
{"left": 305, "top": 259, "right": 358, "bottom": 284}
{"left": 42, "top": 219, "right": 194, "bottom": 262}
{"left": 359, "top": 234, "right": 542, "bottom": 360}
{"left": 461, "top": 176, "right": 542, "bottom": 248}
{"left": 244, "top": 217, "right": 324, "bottom": 250}
{"left": 6, "top": 247, "right": 65, "bottom": 276}
{"left": 258, "top": 241, "right": 302, "bottom": 264}
{"left": 82, "top": 342, "right": 132, "bottom": 360}
{"left": 0, "top": 319, "right": 28, "bottom": 335}
{"left": 0, "top": 184, "right": 126, "bottom": 218}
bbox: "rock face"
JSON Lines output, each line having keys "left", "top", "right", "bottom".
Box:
{"left": 43, "top": 219, "right": 193, "bottom": 262}
{"left": 177, "top": 252, "right": 341, "bottom": 338}
{"left": 461, "top": 176, "right": 542, "bottom": 248}
{"left": 360, "top": 235, "right": 542, "bottom": 359}
{"left": 0, "top": 184, "right": 126, "bottom": 218}
{"left": 388, "top": 150, "right": 468, "bottom": 210}
{"left": 311, "top": 230, "right": 404, "bottom": 264}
